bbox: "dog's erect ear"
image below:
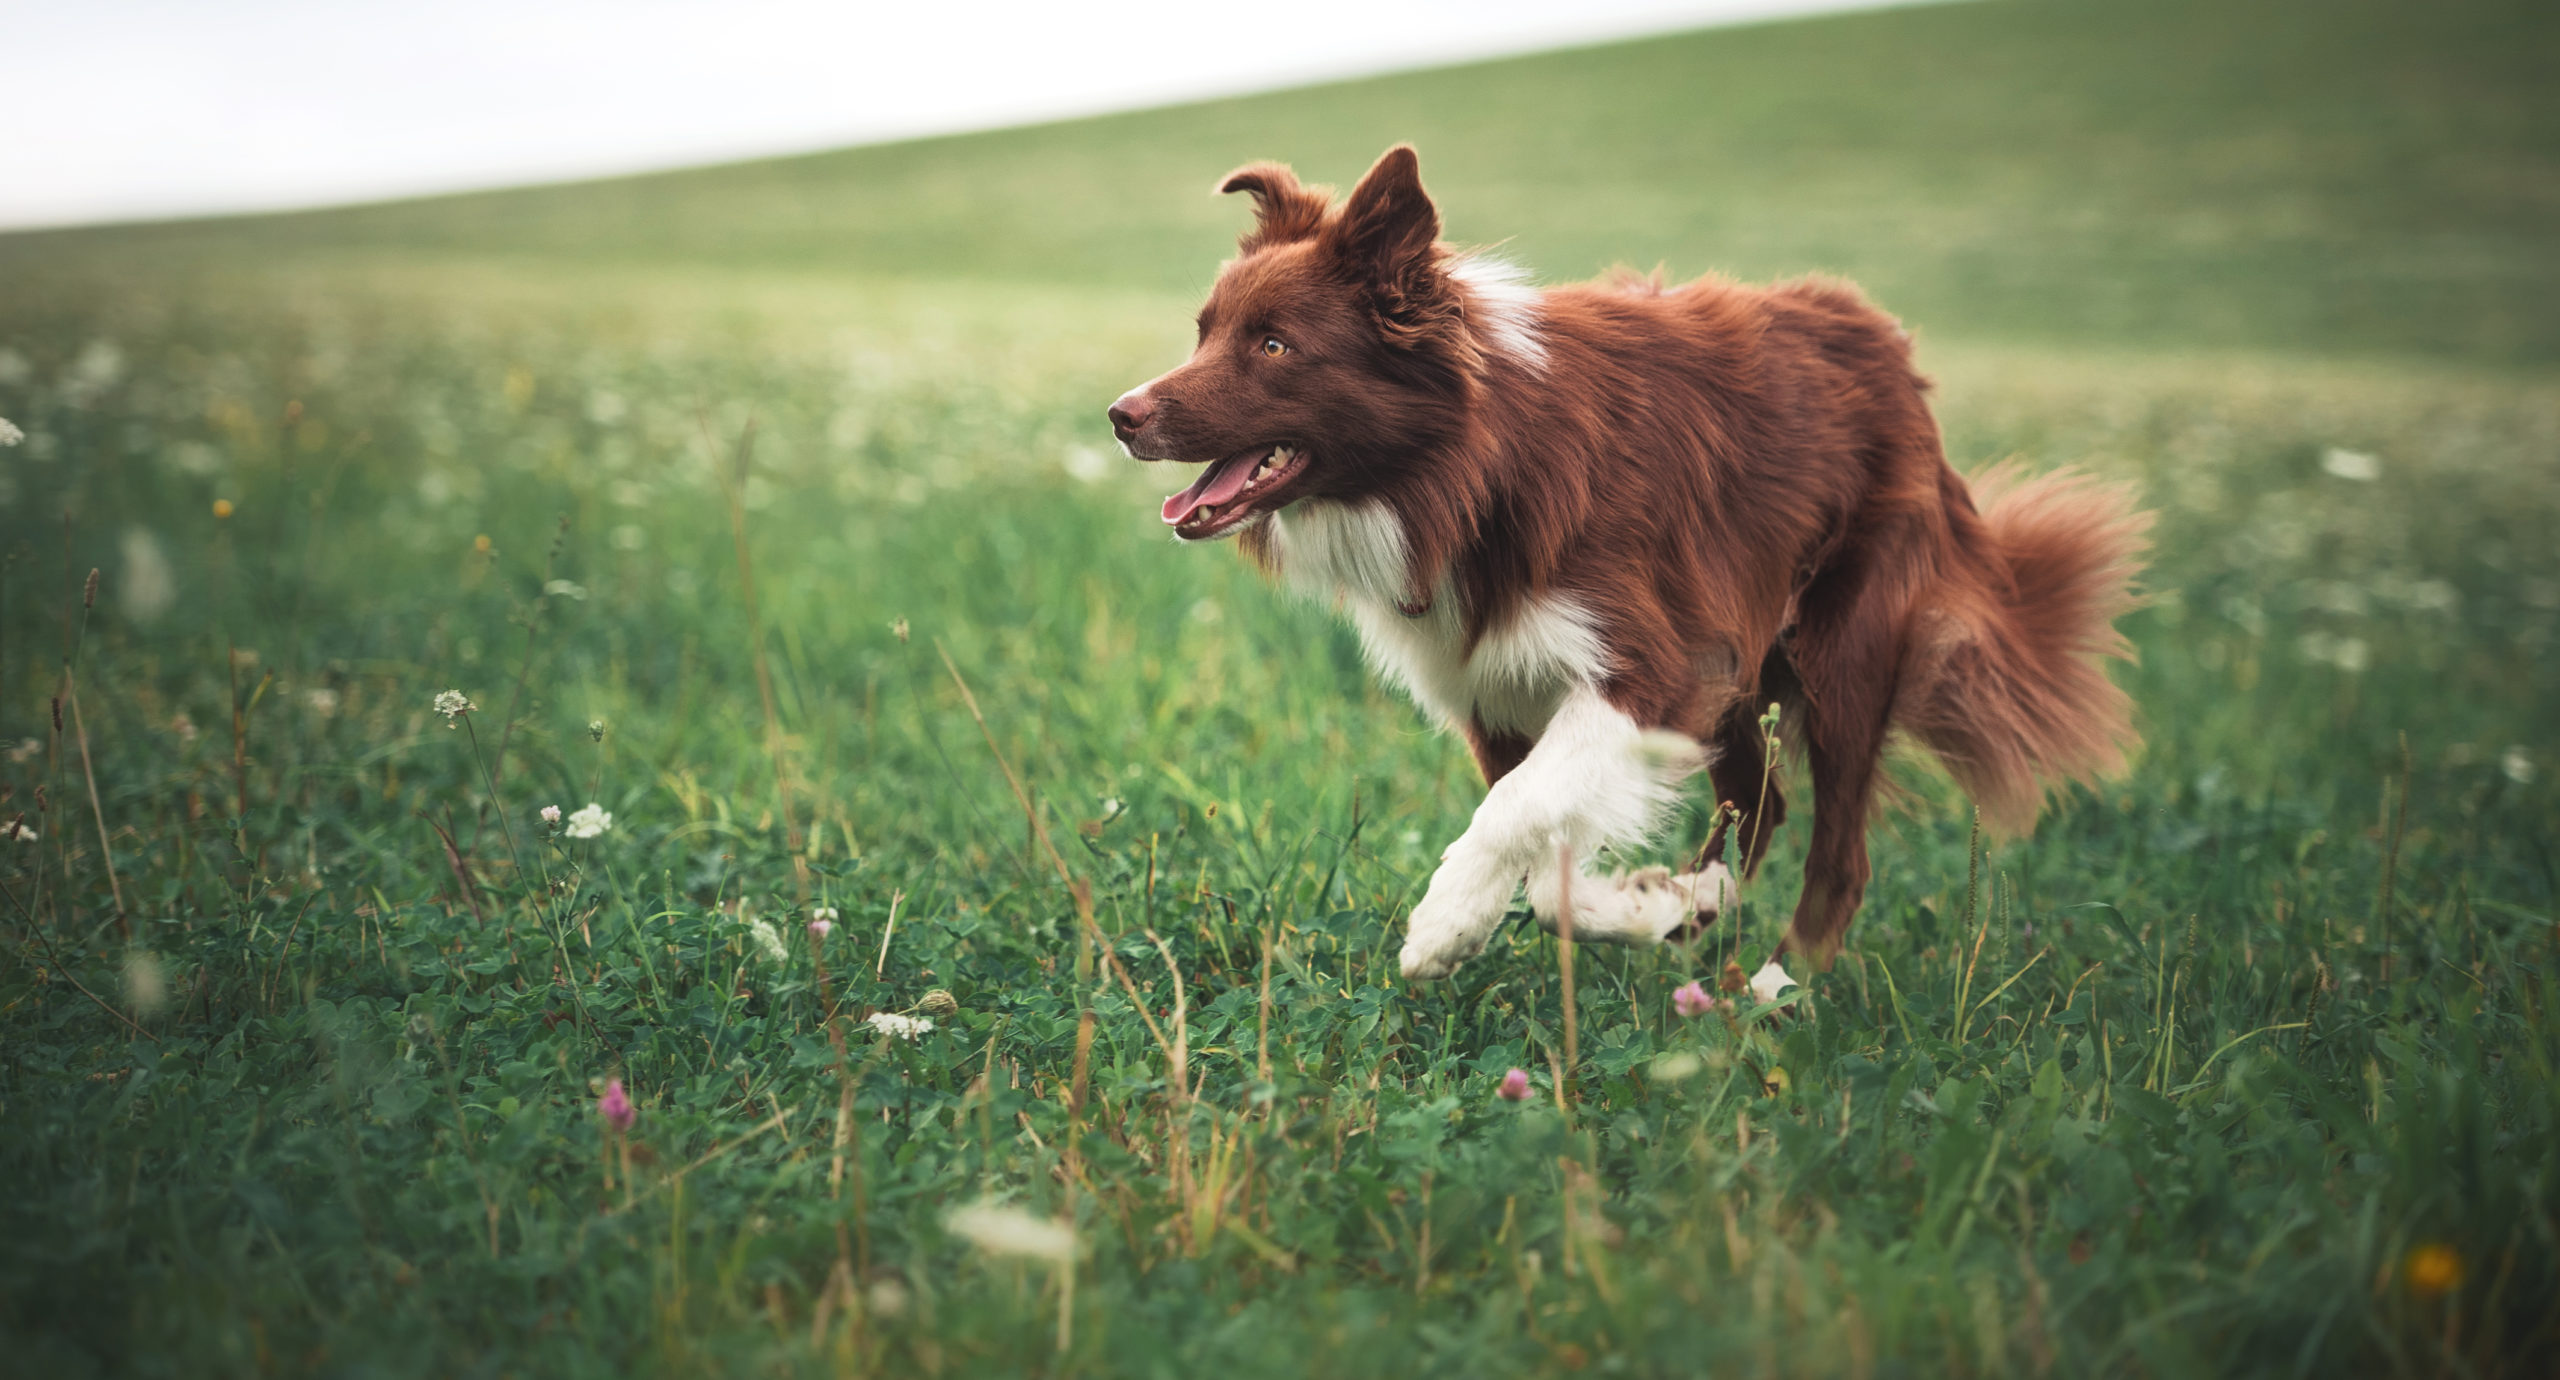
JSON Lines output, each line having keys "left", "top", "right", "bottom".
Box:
{"left": 1217, "top": 162, "right": 1329, "bottom": 252}
{"left": 1329, "top": 145, "right": 1439, "bottom": 288}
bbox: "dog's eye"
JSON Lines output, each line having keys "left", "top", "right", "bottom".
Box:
{"left": 1260, "top": 336, "right": 1288, "bottom": 357}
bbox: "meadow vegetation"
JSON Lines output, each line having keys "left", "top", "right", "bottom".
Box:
{"left": 2, "top": 0, "right": 2556, "bottom": 1374}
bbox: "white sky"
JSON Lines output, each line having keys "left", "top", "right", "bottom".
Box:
{"left": 1, "top": 0, "right": 1904, "bottom": 231}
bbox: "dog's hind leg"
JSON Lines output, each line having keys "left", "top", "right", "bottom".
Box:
{"left": 1765, "top": 556, "right": 1908, "bottom": 998}
{"left": 1398, "top": 685, "right": 1704, "bottom": 980}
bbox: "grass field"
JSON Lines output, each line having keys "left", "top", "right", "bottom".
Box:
{"left": 3, "top": 0, "right": 2557, "bottom": 1374}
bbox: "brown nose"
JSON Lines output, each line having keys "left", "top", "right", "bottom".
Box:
{"left": 1107, "top": 390, "right": 1155, "bottom": 439}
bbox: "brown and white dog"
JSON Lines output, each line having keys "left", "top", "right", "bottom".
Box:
{"left": 1109, "top": 146, "right": 2146, "bottom": 999}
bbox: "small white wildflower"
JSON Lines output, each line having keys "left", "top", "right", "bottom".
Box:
{"left": 2505, "top": 746, "right": 2536, "bottom": 785}
{"left": 0, "top": 417, "right": 22, "bottom": 447}
{"left": 433, "top": 689, "right": 473, "bottom": 722}
{"left": 1650, "top": 1050, "right": 1704, "bottom": 1083}
{"left": 2298, "top": 631, "right": 2369, "bottom": 674}
{"left": 7, "top": 738, "right": 39, "bottom": 764}
{"left": 543, "top": 579, "right": 589, "bottom": 601}
{"left": 123, "top": 951, "right": 167, "bottom": 1019}
{"left": 945, "top": 1200, "right": 1076, "bottom": 1264}
{"left": 866, "top": 1011, "right": 933, "bottom": 1041}
{"left": 1061, "top": 444, "right": 1110, "bottom": 482}
{"left": 565, "top": 803, "right": 612, "bottom": 838}
{"left": 749, "top": 918, "right": 790, "bottom": 965}
{"left": 864, "top": 1276, "right": 910, "bottom": 1318}
{"left": 5, "top": 818, "right": 36, "bottom": 843}
{"left": 2320, "top": 447, "right": 2381, "bottom": 482}
{"left": 540, "top": 804, "right": 563, "bottom": 826}
{"left": 303, "top": 687, "right": 340, "bottom": 717}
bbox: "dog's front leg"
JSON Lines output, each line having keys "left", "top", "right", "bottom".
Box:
{"left": 1399, "top": 685, "right": 1703, "bottom": 980}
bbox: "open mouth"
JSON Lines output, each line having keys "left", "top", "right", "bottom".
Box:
{"left": 1159, "top": 444, "right": 1310, "bottom": 541}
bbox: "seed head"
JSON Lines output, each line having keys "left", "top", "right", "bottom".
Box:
{"left": 917, "top": 988, "right": 959, "bottom": 1019}
{"left": 83, "top": 568, "right": 99, "bottom": 609}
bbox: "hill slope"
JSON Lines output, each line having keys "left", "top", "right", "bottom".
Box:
{"left": 5, "top": 0, "right": 2555, "bottom": 362}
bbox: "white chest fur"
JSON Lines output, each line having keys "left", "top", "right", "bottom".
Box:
{"left": 1267, "top": 500, "right": 1607, "bottom": 735}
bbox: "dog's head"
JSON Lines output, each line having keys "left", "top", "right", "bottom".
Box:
{"left": 1109, "top": 145, "right": 1493, "bottom": 542}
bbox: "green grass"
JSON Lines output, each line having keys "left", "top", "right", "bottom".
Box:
{"left": 3, "top": 0, "right": 2557, "bottom": 1374}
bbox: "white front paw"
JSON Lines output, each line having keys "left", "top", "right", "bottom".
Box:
{"left": 1399, "top": 849, "right": 1519, "bottom": 980}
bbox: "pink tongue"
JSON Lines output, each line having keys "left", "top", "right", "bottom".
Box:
{"left": 1161, "top": 449, "right": 1268, "bottom": 525}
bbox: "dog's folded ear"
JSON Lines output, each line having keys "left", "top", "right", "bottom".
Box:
{"left": 1330, "top": 145, "right": 1440, "bottom": 290}
{"left": 1217, "top": 162, "right": 1330, "bottom": 252}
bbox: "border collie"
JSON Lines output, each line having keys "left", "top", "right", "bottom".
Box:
{"left": 1109, "top": 146, "right": 2147, "bottom": 1000}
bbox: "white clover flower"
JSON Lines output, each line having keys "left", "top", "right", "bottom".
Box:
{"left": 565, "top": 803, "right": 612, "bottom": 838}
{"left": 433, "top": 689, "right": 473, "bottom": 722}
{"left": 303, "top": 687, "right": 339, "bottom": 717}
{"left": 540, "top": 804, "right": 563, "bottom": 826}
{"left": 945, "top": 1201, "right": 1075, "bottom": 1264}
{"left": 2505, "top": 746, "right": 2537, "bottom": 785}
{"left": 866, "top": 1011, "right": 933, "bottom": 1041}
{"left": 749, "top": 918, "right": 789, "bottom": 965}
{"left": 0, "top": 417, "right": 23, "bottom": 447}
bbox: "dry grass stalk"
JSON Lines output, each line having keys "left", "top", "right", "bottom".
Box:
{"left": 707, "top": 418, "right": 804, "bottom": 863}
{"left": 937, "top": 640, "right": 1178, "bottom": 1067}
{"left": 1257, "top": 924, "right": 1275, "bottom": 1084}
{"left": 59, "top": 669, "right": 125, "bottom": 930}
{"left": 874, "top": 889, "right": 903, "bottom": 977}
{"left": 484, "top": 515, "right": 571, "bottom": 789}
{"left": 1556, "top": 843, "right": 1578, "bottom": 1104}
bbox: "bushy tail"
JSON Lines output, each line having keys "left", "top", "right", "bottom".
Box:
{"left": 1902, "top": 463, "right": 2151, "bottom": 835}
